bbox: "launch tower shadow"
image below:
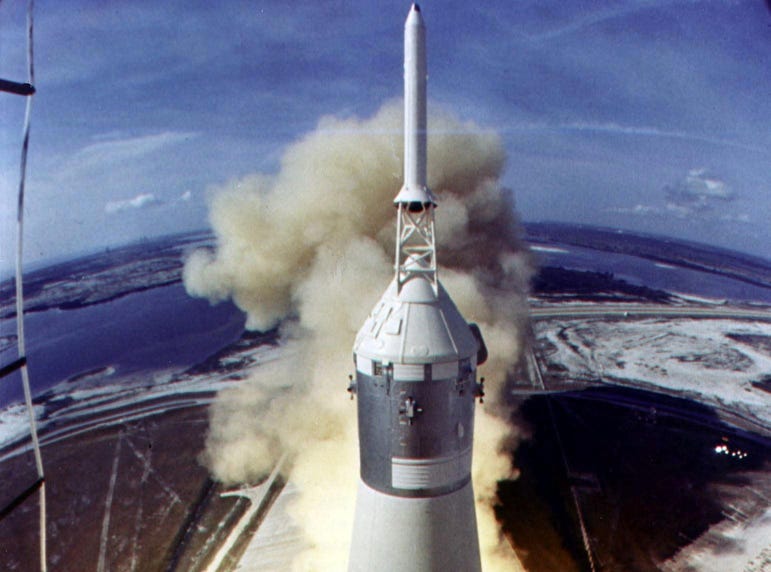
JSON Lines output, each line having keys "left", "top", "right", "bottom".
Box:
{"left": 499, "top": 385, "right": 770, "bottom": 571}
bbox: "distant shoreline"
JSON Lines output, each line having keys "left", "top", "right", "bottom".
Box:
{"left": 1, "top": 223, "right": 769, "bottom": 320}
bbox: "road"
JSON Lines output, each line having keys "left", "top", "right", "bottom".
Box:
{"left": 530, "top": 303, "right": 771, "bottom": 322}
{"left": 0, "top": 393, "right": 216, "bottom": 465}
{"left": 205, "top": 455, "right": 288, "bottom": 572}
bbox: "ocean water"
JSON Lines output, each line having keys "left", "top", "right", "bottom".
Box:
{"left": 0, "top": 283, "right": 245, "bottom": 406}
{"left": 1, "top": 239, "right": 769, "bottom": 408}
{"left": 530, "top": 244, "right": 771, "bottom": 304}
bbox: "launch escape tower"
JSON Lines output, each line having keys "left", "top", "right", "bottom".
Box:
{"left": 348, "top": 5, "right": 486, "bottom": 571}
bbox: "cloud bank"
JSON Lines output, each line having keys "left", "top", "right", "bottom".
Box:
{"left": 607, "top": 167, "right": 750, "bottom": 225}
{"left": 104, "top": 192, "right": 162, "bottom": 214}
{"left": 184, "top": 101, "right": 533, "bottom": 570}
{"left": 664, "top": 168, "right": 734, "bottom": 215}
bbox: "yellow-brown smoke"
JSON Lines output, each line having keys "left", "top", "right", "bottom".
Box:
{"left": 185, "top": 101, "right": 533, "bottom": 570}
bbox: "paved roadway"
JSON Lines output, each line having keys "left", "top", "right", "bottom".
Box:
{"left": 206, "top": 455, "right": 288, "bottom": 572}
{"left": 530, "top": 303, "right": 771, "bottom": 322}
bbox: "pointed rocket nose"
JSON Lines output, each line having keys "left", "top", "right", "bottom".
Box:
{"left": 406, "top": 3, "right": 424, "bottom": 25}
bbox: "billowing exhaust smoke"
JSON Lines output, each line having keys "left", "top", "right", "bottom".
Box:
{"left": 184, "top": 100, "right": 533, "bottom": 570}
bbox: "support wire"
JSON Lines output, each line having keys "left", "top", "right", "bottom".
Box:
{"left": 8, "top": 0, "right": 48, "bottom": 569}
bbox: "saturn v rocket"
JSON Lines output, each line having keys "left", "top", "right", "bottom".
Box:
{"left": 348, "top": 4, "right": 486, "bottom": 571}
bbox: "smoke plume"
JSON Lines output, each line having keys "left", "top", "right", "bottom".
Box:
{"left": 185, "top": 100, "right": 533, "bottom": 570}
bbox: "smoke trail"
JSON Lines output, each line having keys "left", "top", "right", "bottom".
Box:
{"left": 185, "top": 100, "right": 533, "bottom": 570}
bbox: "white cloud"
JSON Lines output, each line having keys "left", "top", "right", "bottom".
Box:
{"left": 105, "top": 192, "right": 162, "bottom": 214}
{"left": 629, "top": 204, "right": 659, "bottom": 216}
{"left": 684, "top": 168, "right": 731, "bottom": 199}
{"left": 606, "top": 203, "right": 662, "bottom": 217}
{"left": 554, "top": 122, "right": 766, "bottom": 154}
{"left": 56, "top": 131, "right": 196, "bottom": 181}
{"left": 179, "top": 190, "right": 192, "bottom": 201}
{"left": 719, "top": 212, "right": 751, "bottom": 224}
{"left": 74, "top": 131, "right": 193, "bottom": 167}
{"left": 664, "top": 168, "right": 734, "bottom": 215}
{"left": 606, "top": 168, "right": 749, "bottom": 223}
{"left": 522, "top": 2, "right": 669, "bottom": 43}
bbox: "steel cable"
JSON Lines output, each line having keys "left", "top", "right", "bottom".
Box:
{"left": 11, "top": 0, "right": 48, "bottom": 569}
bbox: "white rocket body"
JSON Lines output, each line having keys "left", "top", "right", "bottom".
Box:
{"left": 395, "top": 5, "right": 434, "bottom": 205}
{"left": 348, "top": 5, "right": 483, "bottom": 571}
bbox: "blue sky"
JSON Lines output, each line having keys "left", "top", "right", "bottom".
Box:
{"left": 1, "top": 0, "right": 769, "bottom": 271}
